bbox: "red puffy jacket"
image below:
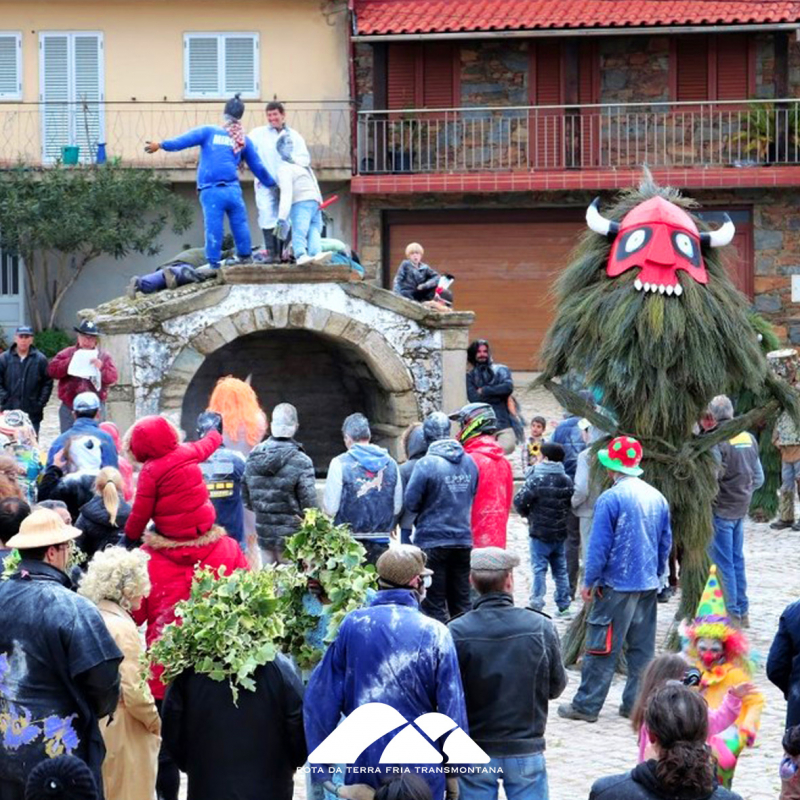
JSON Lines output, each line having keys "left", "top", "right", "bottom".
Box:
{"left": 124, "top": 416, "right": 222, "bottom": 541}
{"left": 132, "top": 528, "right": 249, "bottom": 698}
{"left": 463, "top": 434, "right": 514, "bottom": 549}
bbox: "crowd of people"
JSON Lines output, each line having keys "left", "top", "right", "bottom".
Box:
{"left": 0, "top": 308, "right": 798, "bottom": 800}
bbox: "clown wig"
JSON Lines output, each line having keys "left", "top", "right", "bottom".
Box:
{"left": 207, "top": 377, "right": 267, "bottom": 448}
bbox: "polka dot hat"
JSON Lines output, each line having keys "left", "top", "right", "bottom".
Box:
{"left": 695, "top": 564, "right": 729, "bottom": 623}
{"left": 597, "top": 435, "right": 644, "bottom": 476}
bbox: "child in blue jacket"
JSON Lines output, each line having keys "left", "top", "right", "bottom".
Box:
{"left": 146, "top": 94, "right": 275, "bottom": 268}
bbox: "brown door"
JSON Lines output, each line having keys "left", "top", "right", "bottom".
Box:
{"left": 386, "top": 209, "right": 585, "bottom": 370}
{"left": 696, "top": 209, "right": 754, "bottom": 299}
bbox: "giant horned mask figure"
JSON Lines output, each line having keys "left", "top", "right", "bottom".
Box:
{"left": 586, "top": 196, "right": 735, "bottom": 296}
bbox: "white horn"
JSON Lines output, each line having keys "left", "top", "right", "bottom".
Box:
{"left": 701, "top": 214, "right": 735, "bottom": 248}
{"left": 586, "top": 198, "right": 619, "bottom": 240}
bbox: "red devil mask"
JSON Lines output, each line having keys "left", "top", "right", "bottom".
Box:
{"left": 586, "top": 196, "right": 735, "bottom": 297}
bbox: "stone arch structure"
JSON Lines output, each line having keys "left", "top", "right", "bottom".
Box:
{"left": 87, "top": 273, "right": 473, "bottom": 460}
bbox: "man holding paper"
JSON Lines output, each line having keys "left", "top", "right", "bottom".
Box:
{"left": 48, "top": 319, "right": 118, "bottom": 432}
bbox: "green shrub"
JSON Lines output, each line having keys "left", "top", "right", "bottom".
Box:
{"left": 34, "top": 328, "right": 73, "bottom": 358}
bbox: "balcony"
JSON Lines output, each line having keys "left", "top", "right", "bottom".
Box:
{"left": 0, "top": 101, "right": 352, "bottom": 177}
{"left": 354, "top": 98, "right": 800, "bottom": 193}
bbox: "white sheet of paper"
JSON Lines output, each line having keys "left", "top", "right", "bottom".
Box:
{"left": 67, "top": 349, "right": 100, "bottom": 389}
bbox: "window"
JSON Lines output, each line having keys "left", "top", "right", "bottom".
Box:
{"left": 184, "top": 33, "right": 259, "bottom": 99}
{"left": 0, "top": 33, "right": 21, "bottom": 100}
{"left": 672, "top": 34, "right": 755, "bottom": 103}
{"left": 39, "top": 32, "right": 104, "bottom": 162}
{"left": 387, "top": 43, "right": 458, "bottom": 111}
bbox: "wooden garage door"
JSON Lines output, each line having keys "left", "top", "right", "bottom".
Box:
{"left": 386, "top": 209, "right": 585, "bottom": 370}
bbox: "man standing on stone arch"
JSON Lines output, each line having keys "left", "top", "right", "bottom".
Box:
{"left": 250, "top": 100, "right": 311, "bottom": 263}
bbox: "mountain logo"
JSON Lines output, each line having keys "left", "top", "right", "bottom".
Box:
{"left": 308, "top": 703, "right": 490, "bottom": 765}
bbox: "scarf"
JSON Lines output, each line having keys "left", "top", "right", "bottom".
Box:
{"left": 225, "top": 120, "right": 246, "bottom": 155}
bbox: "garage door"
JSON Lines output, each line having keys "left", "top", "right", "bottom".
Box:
{"left": 386, "top": 209, "right": 585, "bottom": 370}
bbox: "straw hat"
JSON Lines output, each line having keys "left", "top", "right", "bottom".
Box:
{"left": 6, "top": 508, "right": 81, "bottom": 549}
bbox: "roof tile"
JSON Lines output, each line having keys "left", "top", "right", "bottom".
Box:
{"left": 355, "top": 1, "right": 800, "bottom": 34}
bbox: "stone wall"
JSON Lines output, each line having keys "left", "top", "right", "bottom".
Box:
{"left": 355, "top": 43, "right": 374, "bottom": 111}
{"left": 460, "top": 41, "right": 528, "bottom": 106}
{"left": 599, "top": 37, "right": 670, "bottom": 104}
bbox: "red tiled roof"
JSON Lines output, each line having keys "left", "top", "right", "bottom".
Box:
{"left": 354, "top": 1, "right": 800, "bottom": 35}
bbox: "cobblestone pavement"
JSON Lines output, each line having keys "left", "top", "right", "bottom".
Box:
{"left": 39, "top": 389, "right": 792, "bottom": 799}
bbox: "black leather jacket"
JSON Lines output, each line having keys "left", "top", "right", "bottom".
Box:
{"left": 448, "top": 593, "right": 567, "bottom": 756}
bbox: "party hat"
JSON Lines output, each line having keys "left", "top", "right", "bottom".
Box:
{"left": 694, "top": 565, "right": 729, "bottom": 623}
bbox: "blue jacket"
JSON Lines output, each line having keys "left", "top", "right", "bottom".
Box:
{"left": 200, "top": 446, "right": 247, "bottom": 546}
{"left": 767, "top": 599, "right": 800, "bottom": 729}
{"left": 551, "top": 416, "right": 586, "bottom": 479}
{"left": 304, "top": 589, "right": 468, "bottom": 799}
{"left": 161, "top": 126, "right": 275, "bottom": 191}
{"left": 47, "top": 418, "right": 118, "bottom": 470}
{"left": 584, "top": 476, "right": 672, "bottom": 592}
{"left": 404, "top": 439, "right": 479, "bottom": 549}
{"left": 325, "top": 444, "right": 402, "bottom": 540}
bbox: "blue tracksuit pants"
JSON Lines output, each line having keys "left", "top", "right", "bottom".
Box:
{"left": 199, "top": 183, "right": 251, "bottom": 265}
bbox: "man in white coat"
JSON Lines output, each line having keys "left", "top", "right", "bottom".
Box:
{"left": 249, "top": 101, "right": 311, "bottom": 262}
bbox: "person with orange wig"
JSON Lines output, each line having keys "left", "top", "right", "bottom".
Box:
{"left": 207, "top": 377, "right": 268, "bottom": 456}
{"left": 207, "top": 377, "right": 267, "bottom": 565}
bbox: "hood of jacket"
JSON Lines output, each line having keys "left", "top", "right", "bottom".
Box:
{"left": 427, "top": 438, "right": 465, "bottom": 464}
{"left": 404, "top": 426, "right": 428, "bottom": 461}
{"left": 142, "top": 526, "right": 227, "bottom": 566}
{"left": 464, "top": 434, "right": 506, "bottom": 461}
{"left": 631, "top": 761, "right": 719, "bottom": 800}
{"left": 129, "top": 415, "right": 179, "bottom": 462}
{"left": 252, "top": 437, "right": 304, "bottom": 475}
{"left": 348, "top": 442, "right": 391, "bottom": 472}
{"left": 536, "top": 461, "right": 567, "bottom": 475}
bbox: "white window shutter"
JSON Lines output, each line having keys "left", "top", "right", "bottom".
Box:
{"left": 73, "top": 33, "right": 103, "bottom": 155}
{"left": 186, "top": 35, "right": 220, "bottom": 97}
{"left": 0, "top": 34, "right": 20, "bottom": 99}
{"left": 224, "top": 35, "right": 257, "bottom": 97}
{"left": 40, "top": 33, "right": 70, "bottom": 161}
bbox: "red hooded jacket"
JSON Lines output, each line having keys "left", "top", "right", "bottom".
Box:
{"left": 124, "top": 415, "right": 222, "bottom": 541}
{"left": 463, "top": 434, "right": 514, "bottom": 549}
{"left": 132, "top": 528, "right": 249, "bottom": 698}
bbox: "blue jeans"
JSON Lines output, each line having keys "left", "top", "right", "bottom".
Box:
{"left": 529, "top": 538, "right": 571, "bottom": 611}
{"left": 290, "top": 199, "right": 322, "bottom": 258}
{"left": 572, "top": 588, "right": 657, "bottom": 716}
{"left": 199, "top": 183, "right": 251, "bottom": 265}
{"left": 709, "top": 514, "right": 748, "bottom": 617}
{"left": 459, "top": 753, "right": 548, "bottom": 800}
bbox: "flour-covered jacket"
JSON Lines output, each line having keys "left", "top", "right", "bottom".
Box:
{"left": 324, "top": 444, "right": 402, "bottom": 541}
{"left": 584, "top": 476, "right": 672, "bottom": 592}
{"left": 404, "top": 439, "right": 479, "bottom": 549}
{"left": 304, "top": 589, "right": 468, "bottom": 800}
{"left": 0, "top": 560, "right": 122, "bottom": 796}
{"left": 161, "top": 126, "right": 275, "bottom": 191}
{"left": 249, "top": 125, "right": 310, "bottom": 228}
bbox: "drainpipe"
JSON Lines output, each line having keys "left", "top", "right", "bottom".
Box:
{"left": 348, "top": 0, "right": 359, "bottom": 251}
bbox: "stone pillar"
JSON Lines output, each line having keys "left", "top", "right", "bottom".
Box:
{"left": 440, "top": 327, "right": 470, "bottom": 414}
{"left": 100, "top": 332, "right": 136, "bottom": 433}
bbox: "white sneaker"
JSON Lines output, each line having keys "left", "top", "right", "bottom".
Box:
{"left": 296, "top": 254, "right": 313, "bottom": 266}
{"left": 311, "top": 251, "right": 333, "bottom": 264}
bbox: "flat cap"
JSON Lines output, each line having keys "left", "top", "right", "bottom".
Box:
{"left": 377, "top": 544, "right": 433, "bottom": 587}
{"left": 470, "top": 546, "right": 520, "bottom": 572}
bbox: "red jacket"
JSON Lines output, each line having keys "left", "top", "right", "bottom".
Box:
{"left": 124, "top": 416, "right": 222, "bottom": 541}
{"left": 132, "top": 528, "right": 249, "bottom": 698}
{"left": 463, "top": 434, "right": 514, "bottom": 549}
{"left": 48, "top": 345, "right": 118, "bottom": 406}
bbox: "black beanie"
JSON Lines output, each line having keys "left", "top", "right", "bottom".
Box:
{"left": 224, "top": 93, "right": 245, "bottom": 120}
{"left": 25, "top": 756, "right": 98, "bottom": 800}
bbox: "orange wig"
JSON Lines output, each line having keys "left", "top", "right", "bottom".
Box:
{"left": 207, "top": 377, "right": 267, "bottom": 448}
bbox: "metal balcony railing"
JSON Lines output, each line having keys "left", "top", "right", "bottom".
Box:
{"left": 0, "top": 101, "right": 352, "bottom": 171}
{"left": 356, "top": 98, "right": 800, "bottom": 174}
